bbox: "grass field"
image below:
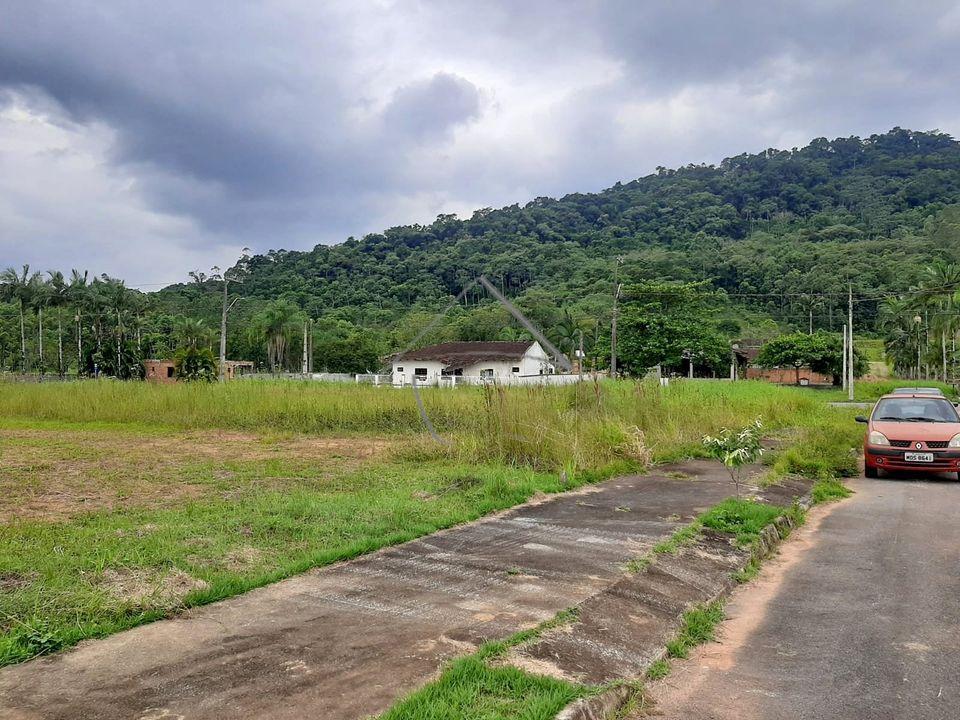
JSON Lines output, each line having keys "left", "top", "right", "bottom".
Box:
{"left": 0, "top": 378, "right": 865, "bottom": 666}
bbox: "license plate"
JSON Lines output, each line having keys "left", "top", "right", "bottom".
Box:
{"left": 904, "top": 452, "right": 934, "bottom": 463}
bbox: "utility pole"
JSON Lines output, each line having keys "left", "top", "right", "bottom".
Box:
{"left": 217, "top": 276, "right": 242, "bottom": 382}
{"left": 848, "top": 284, "right": 854, "bottom": 401}
{"left": 842, "top": 323, "right": 848, "bottom": 394}
{"left": 219, "top": 278, "right": 229, "bottom": 382}
{"left": 308, "top": 319, "right": 314, "bottom": 374}
{"left": 578, "top": 329, "right": 584, "bottom": 382}
{"left": 302, "top": 319, "right": 309, "bottom": 375}
{"left": 610, "top": 257, "right": 623, "bottom": 379}
{"left": 214, "top": 249, "right": 249, "bottom": 382}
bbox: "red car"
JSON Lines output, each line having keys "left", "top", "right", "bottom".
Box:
{"left": 857, "top": 392, "right": 960, "bottom": 479}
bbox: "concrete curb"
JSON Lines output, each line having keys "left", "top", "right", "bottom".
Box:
{"left": 556, "top": 685, "right": 636, "bottom": 720}
{"left": 551, "top": 494, "right": 811, "bottom": 720}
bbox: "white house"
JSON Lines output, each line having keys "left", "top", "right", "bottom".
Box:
{"left": 391, "top": 341, "right": 557, "bottom": 386}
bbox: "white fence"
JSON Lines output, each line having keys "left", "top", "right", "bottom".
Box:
{"left": 435, "top": 374, "right": 582, "bottom": 388}
{"left": 240, "top": 372, "right": 585, "bottom": 387}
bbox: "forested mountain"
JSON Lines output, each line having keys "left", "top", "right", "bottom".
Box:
{"left": 4, "top": 127, "right": 960, "bottom": 375}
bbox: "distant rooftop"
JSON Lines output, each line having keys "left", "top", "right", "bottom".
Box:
{"left": 395, "top": 341, "right": 536, "bottom": 368}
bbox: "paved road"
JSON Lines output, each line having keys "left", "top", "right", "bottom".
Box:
{"left": 649, "top": 475, "right": 960, "bottom": 720}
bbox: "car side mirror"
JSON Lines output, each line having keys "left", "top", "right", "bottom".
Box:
{"left": 855, "top": 415, "right": 869, "bottom": 424}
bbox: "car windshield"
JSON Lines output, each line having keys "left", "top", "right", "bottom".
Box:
{"left": 874, "top": 397, "right": 959, "bottom": 423}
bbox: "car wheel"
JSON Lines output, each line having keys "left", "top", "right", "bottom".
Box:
{"left": 864, "top": 466, "right": 879, "bottom": 478}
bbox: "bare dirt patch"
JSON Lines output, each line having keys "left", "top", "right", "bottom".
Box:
{"left": 0, "top": 427, "right": 395, "bottom": 523}
{"left": 0, "top": 571, "right": 36, "bottom": 592}
{"left": 222, "top": 546, "right": 267, "bottom": 570}
{"left": 95, "top": 567, "right": 209, "bottom": 609}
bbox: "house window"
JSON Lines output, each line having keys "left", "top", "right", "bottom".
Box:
{"left": 414, "top": 368, "right": 428, "bottom": 378}
{"left": 512, "top": 366, "right": 520, "bottom": 373}
{"left": 396, "top": 367, "right": 404, "bottom": 372}
{"left": 166, "top": 366, "right": 175, "bottom": 378}
{"left": 480, "top": 368, "right": 494, "bottom": 378}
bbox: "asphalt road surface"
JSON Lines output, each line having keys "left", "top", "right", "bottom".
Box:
{"left": 648, "top": 475, "right": 960, "bottom": 720}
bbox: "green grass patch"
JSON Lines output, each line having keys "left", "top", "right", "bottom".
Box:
{"left": 733, "top": 557, "right": 763, "bottom": 585}
{"left": 812, "top": 478, "right": 852, "bottom": 503}
{"left": 665, "top": 601, "right": 726, "bottom": 659}
{"left": 645, "top": 659, "right": 671, "bottom": 680}
{"left": 380, "top": 608, "right": 587, "bottom": 720}
{"left": 379, "top": 655, "right": 584, "bottom": 720}
{"left": 763, "top": 403, "right": 862, "bottom": 482}
{"left": 699, "top": 499, "right": 784, "bottom": 546}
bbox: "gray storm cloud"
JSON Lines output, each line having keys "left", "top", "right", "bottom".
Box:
{"left": 382, "top": 73, "right": 482, "bottom": 142}
{"left": 1, "top": 0, "right": 959, "bottom": 285}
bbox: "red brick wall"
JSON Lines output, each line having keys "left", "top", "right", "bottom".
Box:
{"left": 745, "top": 366, "right": 834, "bottom": 385}
{"left": 144, "top": 360, "right": 177, "bottom": 384}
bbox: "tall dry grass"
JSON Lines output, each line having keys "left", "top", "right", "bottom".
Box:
{"left": 0, "top": 378, "right": 837, "bottom": 473}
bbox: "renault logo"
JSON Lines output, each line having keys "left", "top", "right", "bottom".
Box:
{"left": 916, "top": 442, "right": 923, "bottom": 449}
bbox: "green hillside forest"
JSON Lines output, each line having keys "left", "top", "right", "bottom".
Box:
{"left": 3, "top": 127, "right": 960, "bottom": 378}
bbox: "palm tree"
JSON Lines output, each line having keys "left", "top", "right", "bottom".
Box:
{"left": 0, "top": 264, "right": 40, "bottom": 373}
{"left": 87, "top": 278, "right": 111, "bottom": 374}
{"left": 174, "top": 317, "right": 214, "bottom": 350}
{"left": 68, "top": 270, "right": 89, "bottom": 375}
{"left": 47, "top": 271, "right": 69, "bottom": 377}
{"left": 912, "top": 261, "right": 960, "bottom": 381}
{"left": 30, "top": 275, "right": 51, "bottom": 379}
{"left": 552, "top": 310, "right": 579, "bottom": 351}
{"left": 879, "top": 297, "right": 919, "bottom": 377}
{"left": 128, "top": 292, "right": 149, "bottom": 354}
{"left": 98, "top": 275, "right": 133, "bottom": 377}
{"left": 248, "top": 300, "right": 303, "bottom": 372}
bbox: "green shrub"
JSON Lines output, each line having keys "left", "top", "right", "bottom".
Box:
{"left": 173, "top": 347, "right": 217, "bottom": 382}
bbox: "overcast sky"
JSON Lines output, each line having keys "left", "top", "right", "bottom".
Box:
{"left": 2, "top": 1, "right": 960, "bottom": 288}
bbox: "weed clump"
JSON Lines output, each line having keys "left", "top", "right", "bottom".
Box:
{"left": 665, "top": 601, "right": 726, "bottom": 659}
{"left": 699, "top": 499, "right": 783, "bottom": 547}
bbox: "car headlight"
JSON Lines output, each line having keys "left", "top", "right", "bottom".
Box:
{"left": 868, "top": 431, "right": 890, "bottom": 446}
{"left": 949, "top": 434, "right": 960, "bottom": 448}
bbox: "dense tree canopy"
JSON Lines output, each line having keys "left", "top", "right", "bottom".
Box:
{"left": 3, "top": 128, "right": 960, "bottom": 375}
{"left": 594, "top": 281, "right": 731, "bottom": 376}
